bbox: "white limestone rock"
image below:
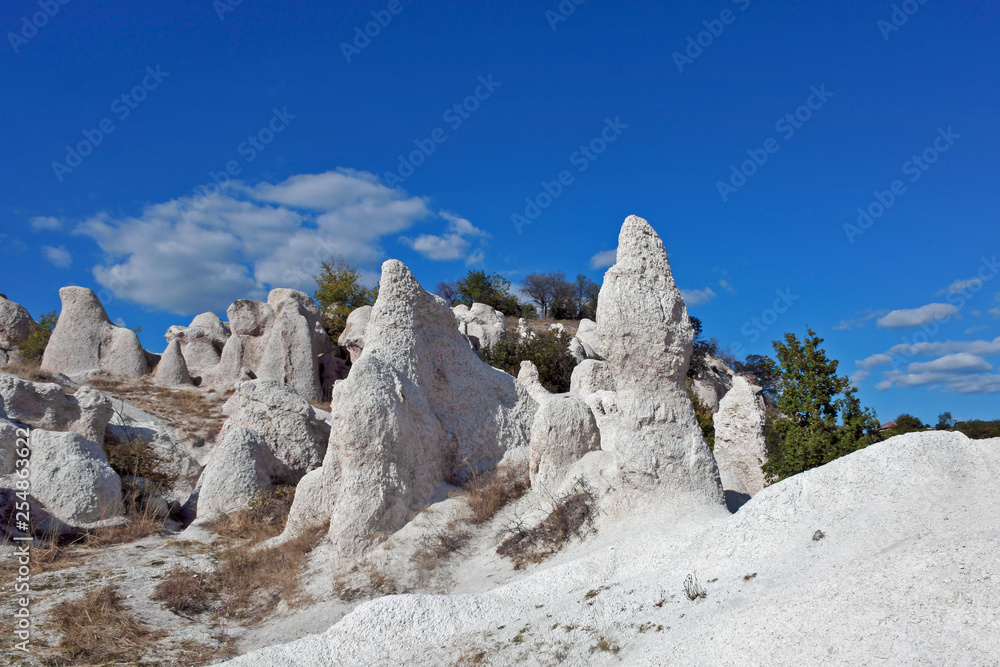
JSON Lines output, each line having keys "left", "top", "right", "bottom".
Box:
{"left": 569, "top": 359, "right": 615, "bottom": 398}
{"left": 713, "top": 375, "right": 768, "bottom": 496}
{"left": 153, "top": 339, "right": 192, "bottom": 386}
{"left": 41, "top": 287, "right": 148, "bottom": 380}
{"left": 516, "top": 360, "right": 552, "bottom": 405}
{"left": 529, "top": 394, "right": 601, "bottom": 496}
{"left": 0, "top": 372, "right": 112, "bottom": 445}
{"left": 595, "top": 215, "right": 723, "bottom": 505}
{"left": 453, "top": 302, "right": 507, "bottom": 352}
{"left": 691, "top": 354, "right": 736, "bottom": 413}
{"left": 338, "top": 305, "right": 372, "bottom": 363}
{"left": 0, "top": 295, "right": 33, "bottom": 366}
{"left": 575, "top": 318, "right": 603, "bottom": 358}
{"left": 289, "top": 260, "right": 537, "bottom": 562}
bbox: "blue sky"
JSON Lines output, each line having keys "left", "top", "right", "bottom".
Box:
{"left": 2, "top": 0, "right": 998, "bottom": 424}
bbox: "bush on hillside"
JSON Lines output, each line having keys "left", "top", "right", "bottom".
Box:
{"left": 484, "top": 329, "right": 577, "bottom": 393}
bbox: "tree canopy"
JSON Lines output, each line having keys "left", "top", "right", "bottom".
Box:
{"left": 313, "top": 257, "right": 377, "bottom": 339}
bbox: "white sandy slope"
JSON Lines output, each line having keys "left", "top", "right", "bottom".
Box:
{"left": 222, "top": 432, "right": 1000, "bottom": 666}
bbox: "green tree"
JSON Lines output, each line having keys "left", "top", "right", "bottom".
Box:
{"left": 954, "top": 419, "right": 1000, "bottom": 439}
{"left": 731, "top": 354, "right": 780, "bottom": 404}
{"left": 763, "top": 328, "right": 881, "bottom": 483}
{"left": 887, "top": 413, "right": 925, "bottom": 436}
{"left": 455, "top": 270, "right": 521, "bottom": 315}
{"left": 313, "top": 257, "right": 377, "bottom": 340}
{"left": 687, "top": 316, "right": 720, "bottom": 379}
{"left": 483, "top": 329, "right": 577, "bottom": 393}
{"left": 17, "top": 310, "right": 57, "bottom": 364}
{"left": 574, "top": 274, "right": 600, "bottom": 320}
{"left": 935, "top": 411, "right": 956, "bottom": 431}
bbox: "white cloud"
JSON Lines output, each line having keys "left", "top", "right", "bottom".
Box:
{"left": 68, "top": 170, "right": 458, "bottom": 315}
{"left": 877, "top": 303, "right": 959, "bottom": 329}
{"left": 589, "top": 249, "right": 617, "bottom": 269}
{"left": 907, "top": 353, "right": 992, "bottom": 375}
{"left": 681, "top": 287, "right": 717, "bottom": 306}
{"left": 399, "top": 211, "right": 489, "bottom": 264}
{"left": 833, "top": 309, "right": 887, "bottom": 331}
{"left": 42, "top": 245, "right": 72, "bottom": 268}
{"left": 856, "top": 353, "right": 892, "bottom": 370}
{"left": 939, "top": 277, "right": 983, "bottom": 295}
{"left": 718, "top": 279, "right": 736, "bottom": 294}
{"left": 876, "top": 369, "right": 1000, "bottom": 394}
{"left": 966, "top": 325, "right": 989, "bottom": 334}
{"left": 885, "top": 336, "right": 1000, "bottom": 359}
{"left": 31, "top": 216, "right": 63, "bottom": 232}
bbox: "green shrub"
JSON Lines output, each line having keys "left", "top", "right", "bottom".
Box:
{"left": 484, "top": 329, "right": 577, "bottom": 393}
{"left": 16, "top": 310, "right": 57, "bottom": 364}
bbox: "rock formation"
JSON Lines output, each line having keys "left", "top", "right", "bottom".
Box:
{"left": 282, "top": 259, "right": 537, "bottom": 561}
{"left": 569, "top": 359, "right": 615, "bottom": 398}
{"left": 0, "top": 295, "right": 33, "bottom": 366}
{"left": 575, "top": 318, "right": 603, "bottom": 358}
{"left": 691, "top": 354, "right": 736, "bottom": 413}
{"left": 338, "top": 305, "right": 371, "bottom": 362}
{"left": 195, "top": 379, "right": 330, "bottom": 519}
{"left": 528, "top": 395, "right": 601, "bottom": 496}
{"left": 516, "top": 360, "right": 552, "bottom": 404}
{"left": 595, "top": 215, "right": 724, "bottom": 505}
{"left": 713, "top": 375, "right": 768, "bottom": 496}
{"left": 153, "top": 339, "right": 192, "bottom": 386}
{"left": 165, "top": 312, "right": 230, "bottom": 379}
{"left": 453, "top": 303, "right": 507, "bottom": 352}
{"left": 515, "top": 317, "right": 535, "bottom": 340}
{"left": 0, "top": 372, "right": 112, "bottom": 444}
{"left": 40, "top": 287, "right": 149, "bottom": 380}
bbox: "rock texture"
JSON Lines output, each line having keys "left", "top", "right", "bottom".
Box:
{"left": 195, "top": 379, "right": 330, "bottom": 519}
{"left": 196, "top": 290, "right": 334, "bottom": 400}
{"left": 338, "top": 305, "right": 371, "bottom": 363}
{"left": 165, "top": 312, "right": 230, "bottom": 379}
{"left": 569, "top": 359, "right": 615, "bottom": 398}
{"left": 575, "top": 318, "right": 603, "bottom": 358}
{"left": 516, "top": 360, "right": 552, "bottom": 405}
{"left": 284, "top": 260, "right": 537, "bottom": 560}
{"left": 0, "top": 372, "right": 112, "bottom": 444}
{"left": 0, "top": 295, "right": 33, "bottom": 366}
{"left": 41, "top": 287, "right": 149, "bottom": 379}
{"left": 595, "top": 216, "right": 723, "bottom": 504}
{"left": 453, "top": 303, "right": 507, "bottom": 352}
{"left": 23, "top": 430, "right": 123, "bottom": 526}
{"left": 691, "top": 354, "right": 736, "bottom": 413}
{"left": 153, "top": 339, "right": 192, "bottom": 386}
{"left": 515, "top": 318, "right": 535, "bottom": 341}
{"left": 713, "top": 375, "right": 768, "bottom": 496}
{"left": 528, "top": 395, "right": 601, "bottom": 496}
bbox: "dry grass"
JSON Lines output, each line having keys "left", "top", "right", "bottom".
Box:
{"left": 152, "top": 525, "right": 327, "bottom": 622}
{"left": 464, "top": 464, "right": 530, "bottom": 525}
{"left": 497, "top": 485, "right": 596, "bottom": 569}
{"left": 203, "top": 485, "right": 297, "bottom": 546}
{"left": 91, "top": 376, "right": 230, "bottom": 447}
{"left": 47, "top": 585, "right": 166, "bottom": 665}
{"left": 0, "top": 361, "right": 67, "bottom": 386}
{"left": 333, "top": 560, "right": 401, "bottom": 602}
{"left": 412, "top": 518, "right": 472, "bottom": 572}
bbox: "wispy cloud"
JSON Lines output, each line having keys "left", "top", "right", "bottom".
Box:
{"left": 877, "top": 303, "right": 959, "bottom": 329}
{"left": 42, "top": 245, "right": 72, "bottom": 268}
{"left": 833, "top": 308, "right": 887, "bottom": 330}
{"left": 399, "top": 211, "right": 489, "bottom": 264}
{"left": 680, "top": 287, "right": 717, "bottom": 306}
{"left": 31, "top": 216, "right": 63, "bottom": 232}
{"left": 589, "top": 248, "right": 617, "bottom": 269}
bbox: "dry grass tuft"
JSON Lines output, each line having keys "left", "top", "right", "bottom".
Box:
{"left": 465, "top": 464, "right": 530, "bottom": 525}
{"left": 204, "top": 485, "right": 297, "bottom": 546}
{"left": 497, "top": 485, "right": 596, "bottom": 569}
{"left": 48, "top": 585, "right": 166, "bottom": 665}
{"left": 0, "top": 361, "right": 65, "bottom": 386}
{"left": 412, "top": 518, "right": 472, "bottom": 572}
